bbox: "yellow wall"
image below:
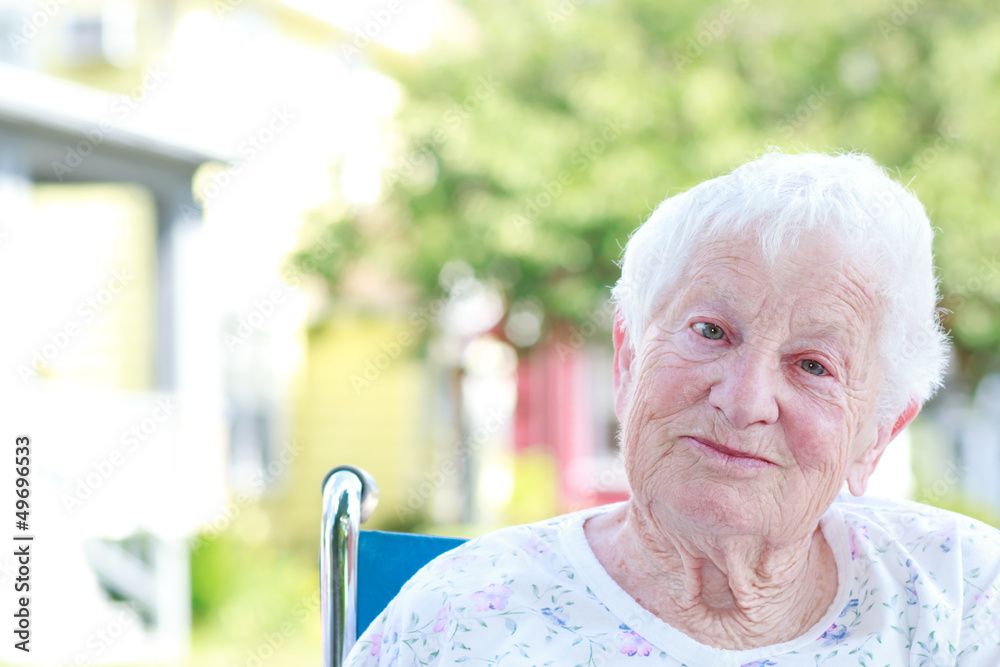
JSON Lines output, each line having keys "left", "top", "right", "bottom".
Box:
{"left": 267, "top": 313, "right": 429, "bottom": 555}
{"left": 28, "top": 183, "right": 156, "bottom": 390}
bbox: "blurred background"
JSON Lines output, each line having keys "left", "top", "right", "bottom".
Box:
{"left": 1, "top": 0, "right": 999, "bottom": 663}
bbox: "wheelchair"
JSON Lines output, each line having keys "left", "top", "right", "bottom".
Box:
{"left": 320, "top": 466, "right": 467, "bottom": 666}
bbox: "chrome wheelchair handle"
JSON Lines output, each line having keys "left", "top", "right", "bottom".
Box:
{"left": 321, "top": 466, "right": 379, "bottom": 667}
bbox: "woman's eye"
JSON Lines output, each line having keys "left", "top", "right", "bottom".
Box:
{"left": 693, "top": 322, "right": 726, "bottom": 340}
{"left": 800, "top": 359, "right": 827, "bottom": 376}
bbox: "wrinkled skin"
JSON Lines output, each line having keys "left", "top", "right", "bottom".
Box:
{"left": 586, "top": 235, "right": 918, "bottom": 649}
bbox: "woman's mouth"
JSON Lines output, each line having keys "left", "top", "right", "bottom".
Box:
{"left": 685, "top": 436, "right": 774, "bottom": 468}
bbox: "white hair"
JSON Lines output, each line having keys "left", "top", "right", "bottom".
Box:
{"left": 611, "top": 149, "right": 949, "bottom": 423}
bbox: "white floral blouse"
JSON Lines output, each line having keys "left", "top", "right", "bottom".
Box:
{"left": 347, "top": 494, "right": 1000, "bottom": 666}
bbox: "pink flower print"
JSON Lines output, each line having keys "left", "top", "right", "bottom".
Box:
{"left": 521, "top": 536, "right": 550, "bottom": 556}
{"left": 433, "top": 602, "right": 453, "bottom": 632}
{"left": 471, "top": 584, "right": 514, "bottom": 611}
{"left": 370, "top": 633, "right": 382, "bottom": 656}
{"left": 434, "top": 554, "right": 476, "bottom": 571}
{"left": 849, "top": 525, "right": 869, "bottom": 560}
{"left": 820, "top": 622, "right": 849, "bottom": 646}
{"left": 618, "top": 624, "right": 653, "bottom": 657}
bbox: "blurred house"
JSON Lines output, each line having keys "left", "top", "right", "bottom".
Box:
{"left": 515, "top": 342, "right": 627, "bottom": 510}
{"left": 916, "top": 372, "right": 1000, "bottom": 519}
{"left": 0, "top": 62, "right": 218, "bottom": 663}
{"left": 0, "top": 0, "right": 476, "bottom": 662}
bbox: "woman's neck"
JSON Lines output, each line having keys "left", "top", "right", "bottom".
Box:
{"left": 585, "top": 502, "right": 839, "bottom": 650}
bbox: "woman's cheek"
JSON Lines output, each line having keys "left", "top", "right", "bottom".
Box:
{"left": 645, "top": 347, "right": 710, "bottom": 399}
{"left": 783, "top": 401, "right": 849, "bottom": 467}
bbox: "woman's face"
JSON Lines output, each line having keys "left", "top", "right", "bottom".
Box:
{"left": 617, "top": 235, "right": 897, "bottom": 542}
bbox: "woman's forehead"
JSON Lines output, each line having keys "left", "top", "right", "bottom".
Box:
{"left": 659, "top": 239, "right": 882, "bottom": 330}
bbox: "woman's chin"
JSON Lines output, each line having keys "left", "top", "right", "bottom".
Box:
{"left": 650, "top": 480, "right": 773, "bottom": 536}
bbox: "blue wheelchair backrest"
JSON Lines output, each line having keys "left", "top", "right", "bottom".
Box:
{"left": 357, "top": 530, "right": 468, "bottom": 636}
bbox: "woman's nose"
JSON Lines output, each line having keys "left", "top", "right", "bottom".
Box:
{"left": 707, "top": 350, "right": 780, "bottom": 429}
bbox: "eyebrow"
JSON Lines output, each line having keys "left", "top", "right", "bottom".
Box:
{"left": 674, "top": 282, "right": 739, "bottom": 308}
{"left": 714, "top": 285, "right": 744, "bottom": 311}
{"left": 792, "top": 316, "right": 856, "bottom": 348}
{"left": 680, "top": 283, "right": 756, "bottom": 316}
{"left": 682, "top": 287, "right": 857, "bottom": 345}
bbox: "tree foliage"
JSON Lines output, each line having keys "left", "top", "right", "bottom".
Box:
{"left": 300, "top": 0, "right": 1000, "bottom": 387}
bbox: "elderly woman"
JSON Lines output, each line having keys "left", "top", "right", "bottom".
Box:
{"left": 348, "top": 151, "right": 1000, "bottom": 665}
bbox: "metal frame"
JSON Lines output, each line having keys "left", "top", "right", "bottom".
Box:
{"left": 320, "top": 466, "right": 379, "bottom": 667}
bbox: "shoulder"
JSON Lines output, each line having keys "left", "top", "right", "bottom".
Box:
{"left": 833, "top": 493, "right": 1000, "bottom": 559}
{"left": 832, "top": 494, "right": 1000, "bottom": 643}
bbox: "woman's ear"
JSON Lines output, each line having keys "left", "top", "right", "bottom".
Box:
{"left": 846, "top": 400, "right": 921, "bottom": 496}
{"left": 613, "top": 310, "right": 635, "bottom": 422}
